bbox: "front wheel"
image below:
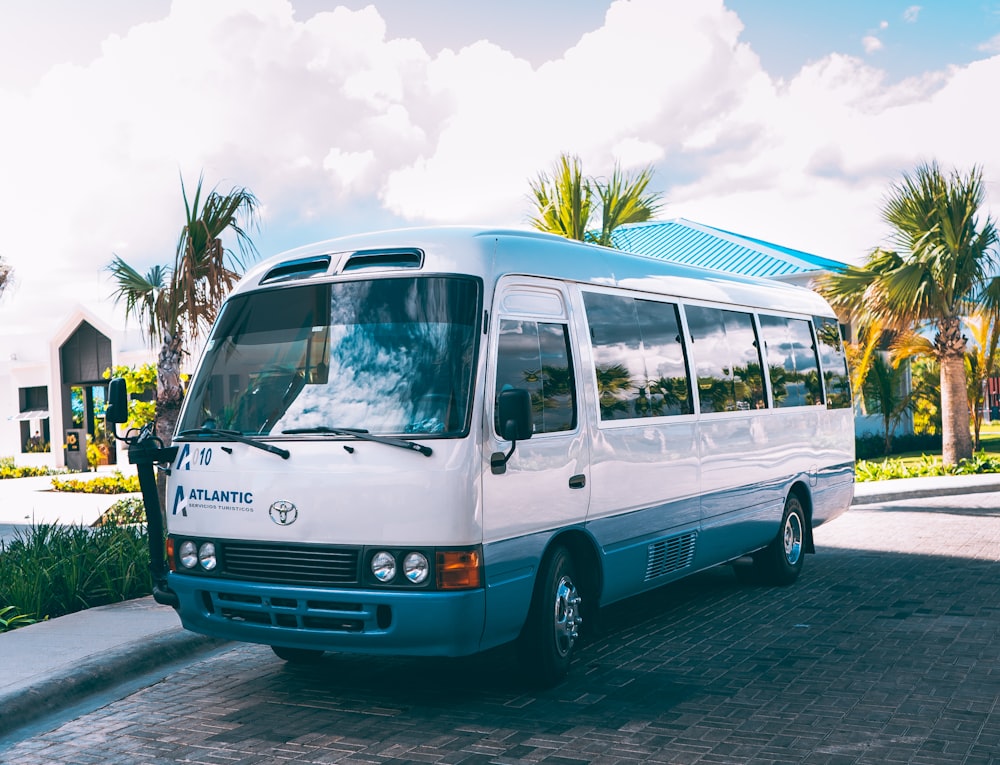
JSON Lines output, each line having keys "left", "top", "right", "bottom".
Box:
{"left": 752, "top": 494, "right": 807, "bottom": 585}
{"left": 517, "top": 545, "right": 583, "bottom": 687}
{"left": 271, "top": 645, "right": 325, "bottom": 663}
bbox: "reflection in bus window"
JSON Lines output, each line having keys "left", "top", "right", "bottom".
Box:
{"left": 759, "top": 315, "right": 823, "bottom": 408}
{"left": 179, "top": 277, "right": 481, "bottom": 436}
{"left": 685, "top": 306, "right": 766, "bottom": 413}
{"left": 812, "top": 316, "right": 853, "bottom": 409}
{"left": 495, "top": 320, "right": 576, "bottom": 434}
{"left": 583, "top": 292, "right": 692, "bottom": 420}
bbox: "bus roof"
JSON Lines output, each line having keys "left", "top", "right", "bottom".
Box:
{"left": 235, "top": 226, "right": 837, "bottom": 318}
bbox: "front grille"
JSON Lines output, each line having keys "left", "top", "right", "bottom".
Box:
{"left": 221, "top": 542, "right": 360, "bottom": 586}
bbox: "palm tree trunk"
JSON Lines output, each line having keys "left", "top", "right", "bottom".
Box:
{"left": 156, "top": 333, "right": 184, "bottom": 447}
{"left": 937, "top": 319, "right": 972, "bottom": 464}
{"left": 155, "top": 333, "right": 184, "bottom": 510}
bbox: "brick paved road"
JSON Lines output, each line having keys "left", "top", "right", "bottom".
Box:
{"left": 4, "top": 494, "right": 1000, "bottom": 765}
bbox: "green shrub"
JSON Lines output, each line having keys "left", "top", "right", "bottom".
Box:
{"left": 50, "top": 471, "right": 140, "bottom": 494}
{"left": 0, "top": 456, "right": 61, "bottom": 480}
{"left": 0, "top": 522, "right": 151, "bottom": 621}
{"left": 855, "top": 433, "right": 943, "bottom": 460}
{"left": 98, "top": 496, "right": 146, "bottom": 526}
{"left": 855, "top": 450, "right": 1000, "bottom": 482}
{"left": 0, "top": 604, "right": 37, "bottom": 632}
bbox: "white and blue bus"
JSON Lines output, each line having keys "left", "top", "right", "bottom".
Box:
{"left": 131, "top": 226, "right": 854, "bottom": 684}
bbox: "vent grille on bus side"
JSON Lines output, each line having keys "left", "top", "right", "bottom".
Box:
{"left": 342, "top": 248, "right": 423, "bottom": 271}
{"left": 259, "top": 256, "right": 332, "bottom": 284}
{"left": 221, "top": 542, "right": 359, "bottom": 586}
{"left": 645, "top": 532, "right": 697, "bottom": 581}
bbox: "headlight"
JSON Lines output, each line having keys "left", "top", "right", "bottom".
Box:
{"left": 371, "top": 550, "right": 396, "bottom": 582}
{"left": 403, "top": 552, "right": 429, "bottom": 584}
{"left": 198, "top": 542, "right": 217, "bottom": 571}
{"left": 179, "top": 540, "right": 198, "bottom": 569}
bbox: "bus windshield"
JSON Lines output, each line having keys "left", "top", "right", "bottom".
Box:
{"left": 178, "top": 276, "right": 481, "bottom": 438}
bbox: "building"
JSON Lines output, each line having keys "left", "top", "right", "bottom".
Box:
{"left": 1, "top": 302, "right": 154, "bottom": 470}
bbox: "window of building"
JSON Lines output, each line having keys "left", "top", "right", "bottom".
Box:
{"left": 18, "top": 385, "right": 50, "bottom": 453}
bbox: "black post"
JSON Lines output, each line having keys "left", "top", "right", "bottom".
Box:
{"left": 128, "top": 430, "right": 179, "bottom": 608}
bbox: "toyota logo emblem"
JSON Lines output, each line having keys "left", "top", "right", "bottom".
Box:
{"left": 269, "top": 500, "right": 298, "bottom": 526}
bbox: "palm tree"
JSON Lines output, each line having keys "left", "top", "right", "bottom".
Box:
{"left": 109, "top": 173, "right": 260, "bottom": 448}
{"left": 816, "top": 162, "right": 999, "bottom": 465}
{"left": 529, "top": 153, "right": 662, "bottom": 245}
{"left": 862, "top": 353, "right": 914, "bottom": 456}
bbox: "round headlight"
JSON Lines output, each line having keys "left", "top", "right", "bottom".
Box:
{"left": 403, "top": 552, "right": 429, "bottom": 584}
{"left": 371, "top": 551, "right": 396, "bottom": 582}
{"left": 179, "top": 540, "right": 198, "bottom": 569}
{"left": 199, "top": 542, "right": 217, "bottom": 571}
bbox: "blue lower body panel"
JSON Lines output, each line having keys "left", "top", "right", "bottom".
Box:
{"left": 168, "top": 573, "right": 486, "bottom": 657}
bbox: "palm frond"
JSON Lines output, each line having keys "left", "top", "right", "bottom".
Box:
{"left": 107, "top": 255, "right": 171, "bottom": 343}
{"left": 527, "top": 154, "right": 594, "bottom": 241}
{"left": 595, "top": 163, "right": 663, "bottom": 247}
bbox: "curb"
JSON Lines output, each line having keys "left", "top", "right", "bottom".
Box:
{"left": 0, "top": 629, "right": 228, "bottom": 738}
{"left": 851, "top": 480, "right": 1000, "bottom": 506}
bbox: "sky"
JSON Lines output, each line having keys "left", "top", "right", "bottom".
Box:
{"left": 1, "top": 0, "right": 1000, "bottom": 347}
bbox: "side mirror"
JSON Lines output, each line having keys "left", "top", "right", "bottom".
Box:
{"left": 492, "top": 389, "right": 533, "bottom": 475}
{"left": 497, "top": 388, "right": 533, "bottom": 442}
{"left": 105, "top": 377, "right": 129, "bottom": 426}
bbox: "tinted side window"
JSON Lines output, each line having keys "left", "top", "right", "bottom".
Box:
{"left": 686, "top": 305, "right": 766, "bottom": 413}
{"left": 635, "top": 299, "right": 693, "bottom": 417}
{"left": 813, "top": 316, "right": 852, "bottom": 409}
{"left": 495, "top": 320, "right": 576, "bottom": 434}
{"left": 584, "top": 292, "right": 692, "bottom": 420}
{"left": 759, "top": 315, "right": 823, "bottom": 407}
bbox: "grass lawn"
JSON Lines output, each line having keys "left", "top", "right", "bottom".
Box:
{"left": 868, "top": 421, "right": 1000, "bottom": 471}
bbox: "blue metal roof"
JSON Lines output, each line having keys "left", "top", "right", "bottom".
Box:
{"left": 609, "top": 219, "right": 847, "bottom": 278}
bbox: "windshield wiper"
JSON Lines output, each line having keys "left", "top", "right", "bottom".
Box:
{"left": 176, "top": 428, "right": 291, "bottom": 460}
{"left": 281, "top": 426, "right": 433, "bottom": 457}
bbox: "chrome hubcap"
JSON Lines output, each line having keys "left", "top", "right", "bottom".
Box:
{"left": 553, "top": 575, "right": 582, "bottom": 658}
{"left": 783, "top": 511, "right": 803, "bottom": 565}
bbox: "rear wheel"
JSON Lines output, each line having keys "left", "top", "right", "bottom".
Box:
{"left": 517, "top": 545, "right": 583, "bottom": 687}
{"left": 752, "top": 493, "right": 807, "bottom": 585}
{"left": 271, "top": 645, "right": 325, "bottom": 663}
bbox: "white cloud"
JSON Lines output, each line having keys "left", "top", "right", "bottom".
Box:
{"left": 2, "top": 0, "right": 1000, "bottom": 345}
{"left": 904, "top": 6, "right": 921, "bottom": 23}
{"left": 978, "top": 33, "right": 1000, "bottom": 53}
{"left": 879, "top": 20, "right": 889, "bottom": 30}
{"left": 863, "top": 35, "right": 884, "bottom": 54}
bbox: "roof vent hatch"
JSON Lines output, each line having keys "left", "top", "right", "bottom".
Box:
{"left": 342, "top": 248, "right": 423, "bottom": 272}
{"left": 260, "top": 256, "right": 332, "bottom": 284}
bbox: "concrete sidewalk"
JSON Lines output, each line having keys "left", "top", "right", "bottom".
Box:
{"left": 0, "top": 472, "right": 998, "bottom": 741}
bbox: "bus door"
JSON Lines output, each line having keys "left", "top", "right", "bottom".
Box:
{"left": 480, "top": 279, "right": 591, "bottom": 634}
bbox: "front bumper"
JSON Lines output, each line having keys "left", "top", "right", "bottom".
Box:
{"left": 168, "top": 572, "right": 487, "bottom": 657}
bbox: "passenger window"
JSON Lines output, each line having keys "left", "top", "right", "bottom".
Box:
{"left": 812, "top": 316, "right": 853, "bottom": 409}
{"left": 495, "top": 319, "right": 576, "bottom": 434}
{"left": 759, "top": 315, "right": 823, "bottom": 407}
{"left": 583, "top": 292, "right": 692, "bottom": 420}
{"left": 685, "top": 306, "right": 766, "bottom": 413}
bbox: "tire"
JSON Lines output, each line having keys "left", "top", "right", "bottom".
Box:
{"left": 517, "top": 545, "right": 583, "bottom": 687}
{"left": 271, "top": 645, "right": 325, "bottom": 663}
{"left": 752, "top": 493, "right": 807, "bottom": 586}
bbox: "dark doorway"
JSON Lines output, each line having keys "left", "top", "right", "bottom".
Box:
{"left": 59, "top": 321, "right": 116, "bottom": 470}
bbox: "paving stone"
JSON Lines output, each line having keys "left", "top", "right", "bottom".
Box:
{"left": 5, "top": 495, "right": 1000, "bottom": 763}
